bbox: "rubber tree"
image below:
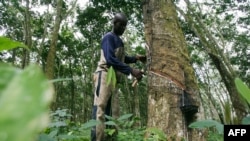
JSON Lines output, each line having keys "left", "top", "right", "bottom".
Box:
{"left": 143, "top": 0, "right": 204, "bottom": 140}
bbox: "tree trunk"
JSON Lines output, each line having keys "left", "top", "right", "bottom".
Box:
{"left": 22, "top": 0, "right": 32, "bottom": 68}
{"left": 45, "top": 0, "right": 63, "bottom": 79}
{"left": 177, "top": 0, "right": 248, "bottom": 121}
{"left": 143, "top": 0, "right": 204, "bottom": 140}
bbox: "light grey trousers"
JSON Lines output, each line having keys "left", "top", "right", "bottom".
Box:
{"left": 91, "top": 71, "right": 119, "bottom": 141}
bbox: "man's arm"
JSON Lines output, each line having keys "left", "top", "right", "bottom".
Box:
{"left": 125, "top": 55, "right": 147, "bottom": 64}
{"left": 124, "top": 56, "right": 137, "bottom": 64}
{"left": 102, "top": 35, "right": 132, "bottom": 75}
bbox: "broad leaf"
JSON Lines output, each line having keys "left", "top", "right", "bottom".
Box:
{"left": 0, "top": 63, "right": 20, "bottom": 93}
{"left": 81, "top": 119, "right": 101, "bottom": 129}
{"left": 106, "top": 66, "right": 116, "bottom": 88}
{"left": 0, "top": 64, "right": 54, "bottom": 141}
{"left": 105, "top": 121, "right": 117, "bottom": 126}
{"left": 0, "top": 36, "right": 28, "bottom": 51}
{"left": 107, "top": 67, "right": 112, "bottom": 86}
{"left": 117, "top": 113, "right": 133, "bottom": 121}
{"left": 189, "top": 119, "right": 223, "bottom": 134}
{"left": 235, "top": 78, "right": 250, "bottom": 104}
{"left": 105, "top": 115, "right": 115, "bottom": 121}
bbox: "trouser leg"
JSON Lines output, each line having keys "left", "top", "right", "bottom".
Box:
{"left": 112, "top": 89, "right": 119, "bottom": 119}
{"left": 91, "top": 71, "right": 112, "bottom": 141}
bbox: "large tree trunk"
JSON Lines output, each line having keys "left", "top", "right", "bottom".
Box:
{"left": 143, "top": 1, "right": 204, "bottom": 140}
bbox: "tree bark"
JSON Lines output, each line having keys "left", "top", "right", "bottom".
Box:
{"left": 177, "top": 0, "right": 248, "bottom": 121}
{"left": 22, "top": 0, "right": 32, "bottom": 68}
{"left": 143, "top": 0, "right": 204, "bottom": 140}
{"left": 45, "top": 0, "right": 63, "bottom": 79}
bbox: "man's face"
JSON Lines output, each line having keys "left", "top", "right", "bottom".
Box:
{"left": 114, "top": 20, "right": 127, "bottom": 36}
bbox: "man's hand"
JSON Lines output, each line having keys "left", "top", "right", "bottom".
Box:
{"left": 136, "top": 55, "right": 146, "bottom": 63}
{"left": 131, "top": 69, "right": 144, "bottom": 81}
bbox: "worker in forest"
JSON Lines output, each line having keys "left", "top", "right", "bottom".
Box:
{"left": 91, "top": 12, "right": 146, "bottom": 141}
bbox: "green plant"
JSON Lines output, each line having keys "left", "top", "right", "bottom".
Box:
{"left": 188, "top": 77, "right": 250, "bottom": 140}
{"left": 39, "top": 109, "right": 90, "bottom": 141}
{"left": 82, "top": 113, "right": 148, "bottom": 141}
{"left": 107, "top": 66, "right": 117, "bottom": 88}
{"left": 0, "top": 37, "right": 54, "bottom": 141}
{"left": 0, "top": 36, "right": 28, "bottom": 51}
{"left": 145, "top": 127, "right": 167, "bottom": 141}
{"left": 235, "top": 77, "right": 250, "bottom": 124}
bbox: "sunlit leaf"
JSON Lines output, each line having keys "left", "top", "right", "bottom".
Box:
{"left": 0, "top": 64, "right": 54, "bottom": 141}
{"left": 106, "top": 66, "right": 116, "bottom": 88}
{"left": 0, "top": 63, "right": 20, "bottom": 94}
{"left": 111, "top": 67, "right": 117, "bottom": 88}
{"left": 107, "top": 67, "right": 113, "bottom": 86}
{"left": 107, "top": 129, "right": 116, "bottom": 136}
{"left": 235, "top": 78, "right": 250, "bottom": 104}
{"left": 0, "top": 36, "right": 28, "bottom": 51}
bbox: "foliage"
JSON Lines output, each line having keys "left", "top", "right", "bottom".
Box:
{"left": 189, "top": 78, "right": 250, "bottom": 140}
{"left": 235, "top": 77, "right": 250, "bottom": 104}
{"left": 38, "top": 109, "right": 90, "bottom": 141}
{"left": 189, "top": 119, "right": 223, "bottom": 134}
{"left": 0, "top": 39, "right": 54, "bottom": 141}
{"left": 80, "top": 113, "right": 168, "bottom": 141}
{"left": 107, "top": 66, "right": 117, "bottom": 88}
{"left": 145, "top": 127, "right": 167, "bottom": 141}
{"left": 0, "top": 36, "right": 28, "bottom": 51}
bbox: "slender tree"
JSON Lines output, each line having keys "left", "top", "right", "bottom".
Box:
{"left": 45, "top": 0, "right": 63, "bottom": 79}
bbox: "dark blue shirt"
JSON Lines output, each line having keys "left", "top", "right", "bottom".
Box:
{"left": 100, "top": 32, "right": 136, "bottom": 75}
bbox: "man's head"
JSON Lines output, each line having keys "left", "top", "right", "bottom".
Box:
{"left": 112, "top": 13, "right": 128, "bottom": 36}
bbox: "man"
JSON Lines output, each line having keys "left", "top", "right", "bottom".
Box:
{"left": 91, "top": 12, "right": 146, "bottom": 141}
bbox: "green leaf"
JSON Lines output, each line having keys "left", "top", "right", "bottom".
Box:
{"left": 146, "top": 127, "right": 167, "bottom": 141}
{"left": 111, "top": 67, "right": 117, "bottom": 88}
{"left": 0, "top": 36, "right": 28, "bottom": 51}
{"left": 105, "top": 115, "right": 115, "bottom": 121}
{"left": 242, "top": 115, "right": 250, "bottom": 125}
{"left": 235, "top": 78, "right": 250, "bottom": 104}
{"left": 189, "top": 119, "right": 223, "bottom": 134}
{"left": 117, "top": 114, "right": 133, "bottom": 121}
{"left": 48, "top": 130, "right": 58, "bottom": 138}
{"left": 0, "top": 63, "right": 20, "bottom": 94}
{"left": 0, "top": 64, "right": 54, "bottom": 141}
{"left": 104, "top": 121, "right": 117, "bottom": 126}
{"left": 107, "top": 129, "right": 116, "bottom": 136}
{"left": 107, "top": 67, "right": 113, "bottom": 86}
{"left": 49, "top": 121, "right": 67, "bottom": 128}
{"left": 106, "top": 66, "right": 116, "bottom": 88}
{"left": 37, "top": 134, "right": 55, "bottom": 141}
{"left": 81, "top": 120, "right": 101, "bottom": 129}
